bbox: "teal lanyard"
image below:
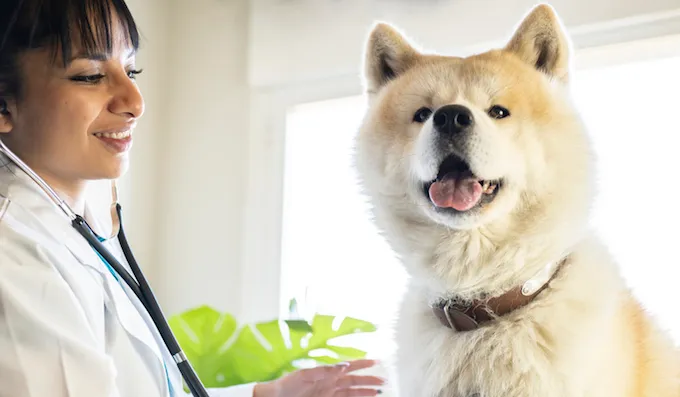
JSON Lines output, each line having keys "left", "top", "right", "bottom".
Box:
{"left": 94, "top": 236, "right": 176, "bottom": 397}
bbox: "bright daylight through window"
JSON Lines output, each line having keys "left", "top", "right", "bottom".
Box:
{"left": 280, "top": 53, "right": 680, "bottom": 359}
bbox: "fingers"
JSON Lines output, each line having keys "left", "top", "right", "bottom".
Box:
{"left": 300, "top": 362, "right": 351, "bottom": 381}
{"left": 334, "top": 372, "right": 386, "bottom": 397}
{"left": 298, "top": 359, "right": 380, "bottom": 382}
{"left": 334, "top": 388, "right": 382, "bottom": 397}
{"left": 336, "top": 375, "right": 386, "bottom": 389}
{"left": 343, "top": 359, "right": 380, "bottom": 373}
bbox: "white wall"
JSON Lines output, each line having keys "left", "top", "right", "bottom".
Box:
{"left": 122, "top": 0, "right": 170, "bottom": 281}
{"left": 248, "top": 0, "right": 680, "bottom": 88}
{"left": 152, "top": 0, "right": 251, "bottom": 317}
{"left": 118, "top": 0, "right": 250, "bottom": 318}
{"left": 119, "top": 0, "right": 680, "bottom": 322}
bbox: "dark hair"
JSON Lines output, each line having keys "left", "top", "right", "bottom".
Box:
{"left": 0, "top": 0, "right": 140, "bottom": 99}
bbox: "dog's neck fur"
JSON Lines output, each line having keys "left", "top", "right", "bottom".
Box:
{"left": 374, "top": 195, "right": 587, "bottom": 303}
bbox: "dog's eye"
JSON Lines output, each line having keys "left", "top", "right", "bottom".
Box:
{"left": 488, "top": 105, "right": 510, "bottom": 119}
{"left": 413, "top": 107, "right": 433, "bottom": 123}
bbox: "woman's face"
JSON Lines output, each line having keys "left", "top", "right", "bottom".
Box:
{"left": 0, "top": 16, "right": 144, "bottom": 195}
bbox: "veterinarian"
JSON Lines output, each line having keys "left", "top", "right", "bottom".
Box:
{"left": 0, "top": 0, "right": 383, "bottom": 396}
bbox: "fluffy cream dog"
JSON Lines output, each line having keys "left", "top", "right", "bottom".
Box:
{"left": 353, "top": 4, "right": 680, "bottom": 396}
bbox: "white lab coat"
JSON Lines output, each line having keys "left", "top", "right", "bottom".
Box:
{"left": 0, "top": 157, "right": 256, "bottom": 397}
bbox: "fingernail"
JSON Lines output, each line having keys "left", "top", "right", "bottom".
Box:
{"left": 336, "top": 362, "right": 350, "bottom": 371}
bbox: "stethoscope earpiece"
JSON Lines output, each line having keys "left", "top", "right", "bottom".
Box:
{"left": 0, "top": 100, "right": 8, "bottom": 115}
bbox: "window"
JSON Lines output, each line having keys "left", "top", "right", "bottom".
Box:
{"left": 571, "top": 55, "right": 680, "bottom": 341}
{"left": 280, "top": 95, "right": 406, "bottom": 358}
{"left": 280, "top": 53, "right": 680, "bottom": 359}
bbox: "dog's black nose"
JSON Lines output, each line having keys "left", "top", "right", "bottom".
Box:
{"left": 433, "top": 104, "right": 474, "bottom": 135}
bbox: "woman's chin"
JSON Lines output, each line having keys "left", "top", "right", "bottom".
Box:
{"left": 93, "top": 158, "right": 130, "bottom": 181}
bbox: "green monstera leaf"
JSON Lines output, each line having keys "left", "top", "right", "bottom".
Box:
{"left": 168, "top": 306, "right": 377, "bottom": 388}
{"left": 229, "top": 314, "right": 376, "bottom": 384}
{"left": 168, "top": 305, "right": 243, "bottom": 387}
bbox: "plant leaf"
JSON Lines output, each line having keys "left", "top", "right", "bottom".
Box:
{"left": 224, "top": 314, "right": 376, "bottom": 384}
{"left": 168, "top": 305, "right": 242, "bottom": 387}
{"left": 168, "top": 307, "right": 378, "bottom": 388}
{"left": 325, "top": 345, "right": 368, "bottom": 360}
{"left": 285, "top": 319, "right": 313, "bottom": 333}
{"left": 288, "top": 298, "right": 298, "bottom": 315}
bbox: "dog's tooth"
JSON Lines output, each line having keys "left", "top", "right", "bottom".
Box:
{"left": 483, "top": 183, "right": 496, "bottom": 194}
{"left": 482, "top": 181, "right": 490, "bottom": 190}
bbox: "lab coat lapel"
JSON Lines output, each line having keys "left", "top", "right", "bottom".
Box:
{"left": 0, "top": 163, "right": 167, "bottom": 368}
{"left": 80, "top": 203, "right": 167, "bottom": 366}
{"left": 0, "top": 162, "right": 107, "bottom": 348}
{"left": 0, "top": 161, "right": 173, "bottom": 393}
{"left": 83, "top": 203, "right": 181, "bottom": 395}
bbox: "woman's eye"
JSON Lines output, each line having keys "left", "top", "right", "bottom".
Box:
{"left": 488, "top": 105, "right": 510, "bottom": 119}
{"left": 70, "top": 74, "right": 105, "bottom": 84}
{"left": 127, "top": 69, "right": 143, "bottom": 79}
{"left": 69, "top": 69, "right": 142, "bottom": 84}
{"left": 413, "top": 107, "right": 433, "bottom": 123}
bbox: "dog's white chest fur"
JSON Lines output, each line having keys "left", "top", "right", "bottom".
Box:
{"left": 390, "top": 243, "right": 634, "bottom": 397}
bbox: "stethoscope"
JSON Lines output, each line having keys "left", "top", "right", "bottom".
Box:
{"left": 0, "top": 138, "right": 210, "bottom": 397}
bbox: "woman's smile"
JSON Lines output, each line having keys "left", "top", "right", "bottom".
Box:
{"left": 93, "top": 123, "right": 135, "bottom": 153}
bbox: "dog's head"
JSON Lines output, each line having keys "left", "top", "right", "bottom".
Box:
{"left": 354, "top": 5, "right": 594, "bottom": 283}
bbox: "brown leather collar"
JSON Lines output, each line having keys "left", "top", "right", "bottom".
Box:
{"left": 432, "top": 259, "right": 566, "bottom": 332}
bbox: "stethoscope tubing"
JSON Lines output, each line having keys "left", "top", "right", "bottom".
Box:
{"left": 72, "top": 208, "right": 209, "bottom": 397}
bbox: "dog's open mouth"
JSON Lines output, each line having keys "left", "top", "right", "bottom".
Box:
{"left": 423, "top": 154, "right": 502, "bottom": 212}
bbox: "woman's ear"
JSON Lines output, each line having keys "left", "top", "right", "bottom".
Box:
{"left": 0, "top": 99, "right": 15, "bottom": 133}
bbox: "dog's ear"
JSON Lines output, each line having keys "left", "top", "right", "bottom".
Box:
{"left": 363, "top": 23, "right": 420, "bottom": 93}
{"left": 504, "top": 4, "right": 571, "bottom": 83}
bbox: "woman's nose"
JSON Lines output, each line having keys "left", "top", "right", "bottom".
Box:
{"left": 108, "top": 70, "right": 145, "bottom": 119}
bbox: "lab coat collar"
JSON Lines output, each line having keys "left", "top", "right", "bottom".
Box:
{"left": 0, "top": 158, "right": 168, "bottom": 373}
{"left": 0, "top": 156, "right": 110, "bottom": 274}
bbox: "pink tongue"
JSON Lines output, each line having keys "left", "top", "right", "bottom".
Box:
{"left": 428, "top": 174, "right": 483, "bottom": 211}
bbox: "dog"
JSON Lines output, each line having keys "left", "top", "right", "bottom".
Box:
{"left": 352, "top": 4, "right": 680, "bottom": 396}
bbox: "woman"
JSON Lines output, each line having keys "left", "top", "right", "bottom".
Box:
{"left": 0, "top": 0, "right": 384, "bottom": 396}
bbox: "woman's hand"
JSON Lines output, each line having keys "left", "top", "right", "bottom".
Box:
{"left": 253, "top": 359, "right": 385, "bottom": 397}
